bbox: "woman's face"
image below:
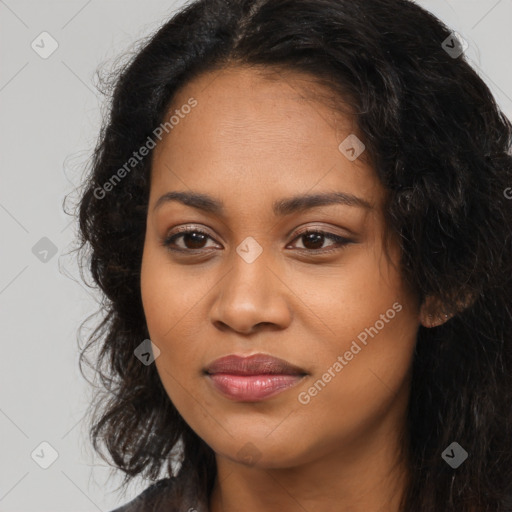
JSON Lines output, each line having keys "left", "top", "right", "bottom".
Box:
{"left": 140, "top": 65, "right": 422, "bottom": 469}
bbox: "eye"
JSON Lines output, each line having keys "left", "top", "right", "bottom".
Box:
{"left": 161, "top": 227, "right": 219, "bottom": 252}
{"left": 160, "top": 226, "right": 353, "bottom": 254}
{"left": 288, "top": 228, "right": 353, "bottom": 253}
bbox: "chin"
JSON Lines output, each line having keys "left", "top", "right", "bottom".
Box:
{"left": 210, "top": 435, "right": 309, "bottom": 469}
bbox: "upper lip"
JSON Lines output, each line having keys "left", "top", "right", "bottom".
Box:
{"left": 204, "top": 353, "right": 307, "bottom": 376}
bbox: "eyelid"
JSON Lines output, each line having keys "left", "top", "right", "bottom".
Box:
{"left": 162, "top": 223, "right": 355, "bottom": 253}
{"left": 162, "top": 225, "right": 218, "bottom": 249}
{"left": 288, "top": 227, "right": 354, "bottom": 252}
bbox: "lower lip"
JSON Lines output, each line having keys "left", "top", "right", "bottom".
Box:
{"left": 206, "top": 373, "right": 305, "bottom": 401}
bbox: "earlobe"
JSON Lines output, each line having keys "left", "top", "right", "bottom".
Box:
{"left": 419, "top": 292, "right": 475, "bottom": 328}
{"left": 419, "top": 309, "right": 451, "bottom": 328}
{"left": 418, "top": 296, "right": 448, "bottom": 327}
{"left": 419, "top": 296, "right": 448, "bottom": 328}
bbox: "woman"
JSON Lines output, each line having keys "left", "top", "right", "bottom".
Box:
{"left": 70, "top": 0, "right": 512, "bottom": 510}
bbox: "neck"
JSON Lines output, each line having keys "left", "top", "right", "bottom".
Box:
{"left": 208, "top": 411, "right": 410, "bottom": 512}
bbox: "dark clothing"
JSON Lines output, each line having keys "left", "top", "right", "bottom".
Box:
{"left": 109, "top": 461, "right": 209, "bottom": 512}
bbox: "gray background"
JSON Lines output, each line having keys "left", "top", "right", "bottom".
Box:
{"left": 1, "top": 0, "right": 511, "bottom": 510}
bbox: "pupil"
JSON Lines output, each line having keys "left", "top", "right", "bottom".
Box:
{"left": 304, "top": 233, "right": 324, "bottom": 249}
{"left": 184, "top": 232, "right": 206, "bottom": 249}
{"left": 181, "top": 232, "right": 325, "bottom": 250}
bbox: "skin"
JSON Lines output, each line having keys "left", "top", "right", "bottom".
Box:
{"left": 140, "top": 65, "right": 447, "bottom": 512}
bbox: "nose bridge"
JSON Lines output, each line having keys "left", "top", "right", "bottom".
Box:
{"left": 211, "top": 238, "right": 291, "bottom": 332}
{"left": 226, "top": 239, "right": 274, "bottom": 307}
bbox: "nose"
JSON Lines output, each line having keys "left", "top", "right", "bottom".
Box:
{"left": 209, "top": 252, "right": 292, "bottom": 335}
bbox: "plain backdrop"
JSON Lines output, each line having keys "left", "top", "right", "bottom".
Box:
{"left": 1, "top": 0, "right": 511, "bottom": 510}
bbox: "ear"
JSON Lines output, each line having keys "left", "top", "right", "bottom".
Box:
{"left": 419, "top": 292, "right": 476, "bottom": 328}
{"left": 419, "top": 296, "right": 452, "bottom": 328}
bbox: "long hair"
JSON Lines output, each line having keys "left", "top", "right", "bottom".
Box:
{"left": 67, "top": 0, "right": 512, "bottom": 510}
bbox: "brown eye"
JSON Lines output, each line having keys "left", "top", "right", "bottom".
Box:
{"left": 290, "top": 229, "right": 352, "bottom": 253}
{"left": 300, "top": 232, "right": 325, "bottom": 250}
{"left": 180, "top": 231, "right": 208, "bottom": 249}
{"left": 162, "top": 228, "right": 218, "bottom": 251}
{"left": 161, "top": 227, "right": 352, "bottom": 255}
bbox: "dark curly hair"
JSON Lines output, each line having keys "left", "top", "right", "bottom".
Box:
{"left": 65, "top": 0, "right": 512, "bottom": 510}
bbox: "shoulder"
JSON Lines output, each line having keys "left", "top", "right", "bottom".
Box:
{"left": 108, "top": 464, "right": 208, "bottom": 512}
{"left": 108, "top": 478, "right": 176, "bottom": 512}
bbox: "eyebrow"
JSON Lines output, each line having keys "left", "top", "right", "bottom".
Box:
{"left": 152, "top": 190, "right": 373, "bottom": 216}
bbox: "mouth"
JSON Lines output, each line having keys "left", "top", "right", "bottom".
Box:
{"left": 204, "top": 353, "right": 308, "bottom": 402}
{"left": 204, "top": 353, "right": 307, "bottom": 376}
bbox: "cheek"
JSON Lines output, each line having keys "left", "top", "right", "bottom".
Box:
{"left": 140, "top": 241, "right": 212, "bottom": 343}
{"left": 287, "top": 303, "right": 418, "bottom": 465}
{"left": 323, "top": 253, "right": 418, "bottom": 391}
{"left": 140, "top": 246, "right": 200, "bottom": 394}
{"left": 139, "top": 228, "right": 420, "bottom": 463}
{"left": 289, "top": 247, "right": 419, "bottom": 428}
{"left": 282, "top": 241, "right": 410, "bottom": 347}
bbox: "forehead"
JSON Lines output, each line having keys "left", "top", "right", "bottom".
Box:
{"left": 149, "top": 65, "right": 383, "bottom": 211}
{"left": 156, "top": 64, "right": 358, "bottom": 151}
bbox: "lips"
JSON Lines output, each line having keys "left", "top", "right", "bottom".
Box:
{"left": 204, "top": 353, "right": 307, "bottom": 402}
{"left": 204, "top": 353, "right": 307, "bottom": 376}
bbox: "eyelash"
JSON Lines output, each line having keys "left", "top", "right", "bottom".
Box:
{"left": 160, "top": 226, "right": 353, "bottom": 255}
